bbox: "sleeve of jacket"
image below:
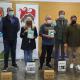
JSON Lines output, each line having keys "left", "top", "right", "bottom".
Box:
{"left": 0, "top": 19, "right": 3, "bottom": 33}
{"left": 2, "top": 17, "right": 5, "bottom": 33}
{"left": 20, "top": 27, "right": 25, "bottom": 38}
{"left": 34, "top": 27, "right": 38, "bottom": 38}
{"left": 39, "top": 24, "right": 44, "bottom": 36}
{"left": 64, "top": 26, "right": 69, "bottom": 43}
{"left": 16, "top": 17, "right": 20, "bottom": 32}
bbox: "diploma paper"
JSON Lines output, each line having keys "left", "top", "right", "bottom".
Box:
{"left": 27, "top": 28, "right": 34, "bottom": 39}
{"left": 48, "top": 30, "right": 55, "bottom": 37}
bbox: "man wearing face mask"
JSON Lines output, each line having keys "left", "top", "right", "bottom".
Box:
{"left": 54, "top": 10, "right": 68, "bottom": 70}
{"left": 2, "top": 7, "right": 20, "bottom": 71}
{"left": 65, "top": 15, "right": 80, "bottom": 71}
{"left": 39, "top": 16, "right": 55, "bottom": 70}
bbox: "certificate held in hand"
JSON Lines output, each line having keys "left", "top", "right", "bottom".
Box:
{"left": 48, "top": 29, "right": 55, "bottom": 37}
{"left": 27, "top": 28, "right": 34, "bottom": 39}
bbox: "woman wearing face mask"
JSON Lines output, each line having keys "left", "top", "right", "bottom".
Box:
{"left": 20, "top": 17, "right": 38, "bottom": 65}
{"left": 64, "top": 15, "right": 80, "bottom": 71}
{"left": 39, "top": 16, "right": 55, "bottom": 70}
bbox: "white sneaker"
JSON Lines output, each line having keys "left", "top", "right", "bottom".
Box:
{"left": 70, "top": 63, "right": 74, "bottom": 69}
{"left": 76, "top": 65, "right": 80, "bottom": 71}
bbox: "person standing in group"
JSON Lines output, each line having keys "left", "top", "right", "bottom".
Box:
{"left": 54, "top": 10, "right": 68, "bottom": 70}
{"left": 2, "top": 7, "right": 20, "bottom": 71}
{"left": 65, "top": 15, "right": 80, "bottom": 71}
{"left": 39, "top": 16, "right": 55, "bottom": 70}
{"left": 20, "top": 17, "right": 38, "bottom": 65}
{"left": 0, "top": 7, "right": 3, "bottom": 34}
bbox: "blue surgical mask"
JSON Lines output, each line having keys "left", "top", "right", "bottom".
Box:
{"left": 9, "top": 11, "right": 14, "bottom": 17}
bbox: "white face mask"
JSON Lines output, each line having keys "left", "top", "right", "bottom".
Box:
{"left": 47, "top": 20, "right": 52, "bottom": 24}
{"left": 59, "top": 15, "right": 65, "bottom": 18}
{"left": 8, "top": 11, "right": 14, "bottom": 17}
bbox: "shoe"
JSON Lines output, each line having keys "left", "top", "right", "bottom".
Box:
{"left": 46, "top": 64, "right": 52, "bottom": 68}
{"left": 70, "top": 63, "right": 74, "bottom": 69}
{"left": 12, "top": 64, "right": 18, "bottom": 68}
{"left": 12, "top": 64, "right": 18, "bottom": 70}
{"left": 75, "top": 65, "right": 80, "bottom": 71}
{"left": 2, "top": 67, "right": 8, "bottom": 72}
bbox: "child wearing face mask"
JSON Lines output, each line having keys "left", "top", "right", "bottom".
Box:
{"left": 20, "top": 17, "right": 38, "bottom": 65}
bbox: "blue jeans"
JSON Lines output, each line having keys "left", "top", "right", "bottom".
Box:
{"left": 24, "top": 50, "right": 32, "bottom": 64}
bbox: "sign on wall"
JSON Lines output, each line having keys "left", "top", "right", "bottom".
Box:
{"left": 16, "top": 4, "right": 39, "bottom": 59}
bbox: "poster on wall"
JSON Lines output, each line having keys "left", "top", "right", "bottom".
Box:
{"left": 16, "top": 4, "right": 39, "bottom": 59}
{"left": 0, "top": 3, "right": 12, "bottom": 54}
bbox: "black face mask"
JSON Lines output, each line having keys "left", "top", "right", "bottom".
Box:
{"left": 71, "top": 20, "right": 76, "bottom": 25}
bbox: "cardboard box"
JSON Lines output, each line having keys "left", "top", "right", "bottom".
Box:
{"left": 0, "top": 72, "right": 12, "bottom": 80}
{"left": 26, "top": 61, "right": 36, "bottom": 74}
{"left": 44, "top": 70, "right": 54, "bottom": 80}
{"left": 58, "top": 61, "right": 66, "bottom": 72}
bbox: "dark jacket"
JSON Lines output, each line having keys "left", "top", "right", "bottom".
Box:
{"left": 39, "top": 23, "right": 55, "bottom": 45}
{"left": 0, "top": 19, "right": 3, "bottom": 37}
{"left": 54, "top": 18, "right": 68, "bottom": 42}
{"left": 66, "top": 24, "right": 80, "bottom": 47}
{"left": 0, "top": 19, "right": 3, "bottom": 32}
{"left": 20, "top": 27, "right": 38, "bottom": 50}
{"left": 2, "top": 15, "right": 20, "bottom": 41}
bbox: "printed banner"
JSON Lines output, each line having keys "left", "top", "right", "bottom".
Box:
{"left": 16, "top": 4, "right": 39, "bottom": 59}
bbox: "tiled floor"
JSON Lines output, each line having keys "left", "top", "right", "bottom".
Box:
{"left": 0, "top": 60, "right": 80, "bottom": 80}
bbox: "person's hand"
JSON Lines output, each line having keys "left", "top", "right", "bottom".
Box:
{"left": 64, "top": 43, "right": 68, "bottom": 47}
{"left": 42, "top": 34, "right": 54, "bottom": 39}
{"left": 24, "top": 29, "right": 28, "bottom": 32}
{"left": 45, "top": 35, "right": 54, "bottom": 39}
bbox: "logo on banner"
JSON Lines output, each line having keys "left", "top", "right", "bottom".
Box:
{"left": 19, "top": 7, "right": 36, "bottom": 22}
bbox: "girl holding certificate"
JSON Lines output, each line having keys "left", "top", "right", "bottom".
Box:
{"left": 20, "top": 17, "right": 38, "bottom": 65}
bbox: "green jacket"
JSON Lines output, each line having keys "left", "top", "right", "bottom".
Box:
{"left": 66, "top": 24, "right": 80, "bottom": 47}
{"left": 54, "top": 18, "right": 68, "bottom": 42}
